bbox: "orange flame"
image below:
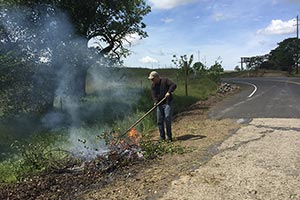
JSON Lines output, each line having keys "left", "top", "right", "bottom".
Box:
{"left": 128, "top": 128, "right": 142, "bottom": 144}
{"left": 128, "top": 128, "right": 137, "bottom": 137}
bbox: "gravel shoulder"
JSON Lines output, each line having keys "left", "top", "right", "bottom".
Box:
{"left": 160, "top": 118, "right": 300, "bottom": 200}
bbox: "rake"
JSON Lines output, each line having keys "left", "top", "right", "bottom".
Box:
{"left": 120, "top": 96, "right": 167, "bottom": 138}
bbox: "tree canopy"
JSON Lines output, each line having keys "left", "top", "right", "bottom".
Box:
{"left": 269, "top": 37, "right": 300, "bottom": 72}
{"left": 238, "top": 37, "right": 300, "bottom": 73}
{"left": 0, "top": 0, "right": 151, "bottom": 117}
{"left": 1, "top": 0, "right": 151, "bottom": 59}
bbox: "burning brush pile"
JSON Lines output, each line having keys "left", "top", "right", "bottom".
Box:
{"left": 101, "top": 128, "right": 144, "bottom": 162}
{"left": 0, "top": 128, "right": 181, "bottom": 199}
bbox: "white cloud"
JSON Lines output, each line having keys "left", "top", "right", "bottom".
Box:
{"left": 212, "top": 12, "right": 225, "bottom": 21}
{"left": 149, "top": 0, "right": 197, "bottom": 9}
{"left": 161, "top": 17, "right": 174, "bottom": 23}
{"left": 139, "top": 56, "right": 158, "bottom": 63}
{"left": 257, "top": 18, "right": 296, "bottom": 35}
{"left": 124, "top": 33, "right": 141, "bottom": 46}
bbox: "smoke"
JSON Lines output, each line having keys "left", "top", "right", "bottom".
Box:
{"left": 1, "top": 4, "right": 142, "bottom": 158}
{"left": 68, "top": 127, "right": 109, "bottom": 159}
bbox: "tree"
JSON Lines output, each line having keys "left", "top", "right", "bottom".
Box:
{"left": 269, "top": 37, "right": 300, "bottom": 73}
{"left": 209, "top": 57, "right": 224, "bottom": 73}
{"left": 192, "top": 61, "right": 206, "bottom": 75}
{"left": 0, "top": 36, "right": 51, "bottom": 116}
{"left": 234, "top": 65, "right": 241, "bottom": 71}
{"left": 0, "top": 4, "right": 76, "bottom": 116}
{"left": 172, "top": 54, "right": 194, "bottom": 74}
{"left": 55, "top": 0, "right": 151, "bottom": 60}
{"left": 171, "top": 54, "right": 194, "bottom": 96}
{"left": 0, "top": 0, "right": 151, "bottom": 116}
{"left": 4, "top": 0, "right": 151, "bottom": 59}
{"left": 208, "top": 58, "right": 224, "bottom": 83}
{"left": 260, "top": 61, "right": 275, "bottom": 70}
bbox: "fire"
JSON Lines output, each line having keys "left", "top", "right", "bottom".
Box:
{"left": 128, "top": 128, "right": 142, "bottom": 144}
{"left": 128, "top": 128, "right": 137, "bottom": 137}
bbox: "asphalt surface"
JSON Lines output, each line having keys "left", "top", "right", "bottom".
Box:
{"left": 160, "top": 77, "right": 300, "bottom": 200}
{"left": 209, "top": 77, "right": 300, "bottom": 119}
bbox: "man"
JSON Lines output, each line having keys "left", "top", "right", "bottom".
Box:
{"left": 148, "top": 71, "right": 177, "bottom": 142}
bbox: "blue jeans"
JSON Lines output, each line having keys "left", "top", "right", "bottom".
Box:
{"left": 157, "top": 104, "right": 173, "bottom": 141}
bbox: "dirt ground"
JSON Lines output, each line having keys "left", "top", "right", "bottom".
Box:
{"left": 159, "top": 118, "right": 300, "bottom": 200}
{"left": 80, "top": 93, "right": 242, "bottom": 200}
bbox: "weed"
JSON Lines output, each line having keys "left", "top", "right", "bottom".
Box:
{"left": 290, "top": 194, "right": 300, "bottom": 199}
{"left": 1, "top": 133, "right": 77, "bottom": 182}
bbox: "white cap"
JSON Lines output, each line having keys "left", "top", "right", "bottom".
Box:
{"left": 148, "top": 71, "right": 159, "bottom": 80}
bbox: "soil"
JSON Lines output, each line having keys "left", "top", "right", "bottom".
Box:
{"left": 0, "top": 90, "right": 241, "bottom": 200}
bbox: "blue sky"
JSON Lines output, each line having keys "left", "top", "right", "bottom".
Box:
{"left": 123, "top": 0, "right": 300, "bottom": 70}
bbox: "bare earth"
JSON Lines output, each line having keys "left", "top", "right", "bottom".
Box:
{"left": 160, "top": 118, "right": 300, "bottom": 200}
{"left": 82, "top": 93, "right": 300, "bottom": 200}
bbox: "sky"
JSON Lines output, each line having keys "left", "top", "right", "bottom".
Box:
{"left": 122, "top": 0, "right": 300, "bottom": 70}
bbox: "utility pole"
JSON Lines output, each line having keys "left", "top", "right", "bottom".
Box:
{"left": 297, "top": 15, "right": 299, "bottom": 39}
{"left": 297, "top": 15, "right": 299, "bottom": 74}
{"left": 184, "top": 61, "right": 188, "bottom": 96}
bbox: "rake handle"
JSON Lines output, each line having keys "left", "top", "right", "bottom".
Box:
{"left": 121, "top": 96, "right": 167, "bottom": 137}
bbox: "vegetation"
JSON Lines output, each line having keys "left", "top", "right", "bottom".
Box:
{"left": 0, "top": 66, "right": 220, "bottom": 184}
{"left": 236, "top": 37, "right": 300, "bottom": 74}
{"left": 0, "top": 0, "right": 151, "bottom": 116}
{"left": 268, "top": 38, "right": 300, "bottom": 73}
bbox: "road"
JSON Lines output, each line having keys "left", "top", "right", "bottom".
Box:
{"left": 209, "top": 77, "right": 300, "bottom": 119}
{"left": 159, "top": 76, "right": 300, "bottom": 200}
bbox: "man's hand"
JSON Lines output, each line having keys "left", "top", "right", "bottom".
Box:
{"left": 165, "top": 92, "right": 170, "bottom": 97}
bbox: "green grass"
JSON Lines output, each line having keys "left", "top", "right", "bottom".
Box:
{"left": 0, "top": 67, "right": 221, "bottom": 183}
{"left": 221, "top": 69, "right": 293, "bottom": 78}
{"left": 0, "top": 160, "right": 18, "bottom": 183}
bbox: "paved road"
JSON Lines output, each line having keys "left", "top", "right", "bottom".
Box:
{"left": 160, "top": 77, "right": 300, "bottom": 200}
{"left": 209, "top": 77, "right": 300, "bottom": 119}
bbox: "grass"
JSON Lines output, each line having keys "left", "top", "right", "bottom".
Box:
{"left": 221, "top": 69, "right": 294, "bottom": 78}
{"left": 0, "top": 67, "right": 221, "bottom": 183}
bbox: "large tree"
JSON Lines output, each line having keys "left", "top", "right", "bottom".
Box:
{"left": 62, "top": 0, "right": 151, "bottom": 60}
{"left": 0, "top": 0, "right": 151, "bottom": 116}
{"left": 269, "top": 37, "right": 300, "bottom": 72}
{"left": 6, "top": 0, "right": 151, "bottom": 60}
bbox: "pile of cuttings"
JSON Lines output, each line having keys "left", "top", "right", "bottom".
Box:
{"left": 0, "top": 128, "right": 146, "bottom": 200}
{"left": 217, "top": 82, "right": 239, "bottom": 94}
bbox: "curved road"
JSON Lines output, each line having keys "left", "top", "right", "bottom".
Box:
{"left": 160, "top": 76, "right": 300, "bottom": 200}
{"left": 209, "top": 77, "right": 300, "bottom": 119}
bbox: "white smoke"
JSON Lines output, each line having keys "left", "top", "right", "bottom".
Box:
{"left": 68, "top": 127, "right": 109, "bottom": 159}
{"left": 1, "top": 4, "right": 142, "bottom": 159}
